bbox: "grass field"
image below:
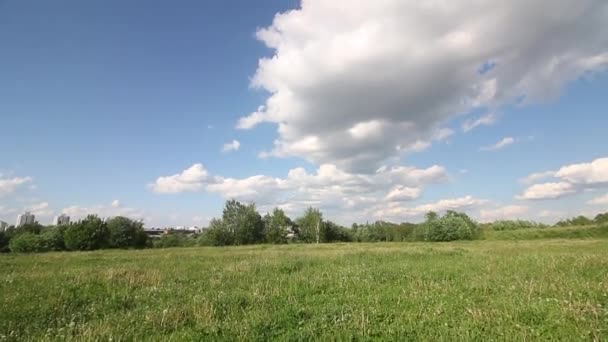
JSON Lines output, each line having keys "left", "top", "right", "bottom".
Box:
{"left": 2, "top": 227, "right": 608, "bottom": 340}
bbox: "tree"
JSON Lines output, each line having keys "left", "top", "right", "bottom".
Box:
{"left": 425, "top": 211, "right": 439, "bottom": 222}
{"left": 222, "top": 200, "right": 264, "bottom": 245}
{"left": 63, "top": 215, "right": 109, "bottom": 251}
{"left": 39, "top": 227, "right": 66, "bottom": 251}
{"left": 414, "top": 211, "right": 480, "bottom": 242}
{"left": 199, "top": 218, "right": 233, "bottom": 246}
{"left": 106, "top": 216, "right": 147, "bottom": 248}
{"left": 296, "top": 208, "right": 324, "bottom": 243}
{"left": 263, "top": 208, "right": 292, "bottom": 244}
{"left": 9, "top": 232, "right": 45, "bottom": 253}
{"left": 595, "top": 212, "right": 608, "bottom": 224}
{"left": 0, "top": 231, "right": 11, "bottom": 253}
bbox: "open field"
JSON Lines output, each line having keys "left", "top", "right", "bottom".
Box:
{"left": 2, "top": 232, "right": 608, "bottom": 340}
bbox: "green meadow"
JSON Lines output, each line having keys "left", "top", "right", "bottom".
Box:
{"left": 2, "top": 226, "right": 608, "bottom": 341}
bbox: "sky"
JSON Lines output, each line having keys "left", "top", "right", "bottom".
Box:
{"left": 1, "top": 0, "right": 608, "bottom": 227}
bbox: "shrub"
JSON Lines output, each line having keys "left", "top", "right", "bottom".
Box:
{"left": 415, "top": 211, "right": 480, "bottom": 242}
{"left": 64, "top": 215, "right": 109, "bottom": 251}
{"left": 39, "top": 227, "right": 66, "bottom": 251}
{"left": 0, "top": 231, "right": 11, "bottom": 253}
{"left": 106, "top": 216, "right": 147, "bottom": 248}
{"left": 154, "top": 233, "right": 197, "bottom": 248}
{"left": 9, "top": 232, "right": 46, "bottom": 253}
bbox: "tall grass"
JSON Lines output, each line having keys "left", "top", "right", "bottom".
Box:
{"left": 1, "top": 239, "right": 607, "bottom": 340}
{"left": 483, "top": 224, "right": 608, "bottom": 240}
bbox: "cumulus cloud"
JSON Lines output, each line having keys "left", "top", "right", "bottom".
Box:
{"left": 61, "top": 200, "right": 145, "bottom": 222}
{"left": 519, "top": 171, "right": 556, "bottom": 185}
{"left": 26, "top": 202, "right": 53, "bottom": 217}
{"left": 519, "top": 157, "right": 608, "bottom": 200}
{"left": 373, "top": 196, "right": 488, "bottom": 222}
{"left": 479, "top": 205, "right": 529, "bottom": 222}
{"left": 480, "top": 137, "right": 515, "bottom": 151}
{"left": 148, "top": 164, "right": 209, "bottom": 193}
{"left": 237, "top": 0, "right": 608, "bottom": 172}
{"left": 588, "top": 193, "right": 608, "bottom": 205}
{"left": 0, "top": 176, "right": 33, "bottom": 197}
{"left": 150, "top": 162, "right": 448, "bottom": 219}
{"left": 222, "top": 140, "right": 241, "bottom": 153}
{"left": 462, "top": 112, "right": 498, "bottom": 132}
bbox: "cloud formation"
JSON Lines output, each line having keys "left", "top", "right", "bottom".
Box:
{"left": 61, "top": 200, "right": 145, "bottom": 222}
{"left": 237, "top": 0, "right": 608, "bottom": 172}
{"left": 480, "top": 137, "right": 515, "bottom": 151}
{"left": 222, "top": 140, "right": 241, "bottom": 153}
{"left": 519, "top": 157, "right": 608, "bottom": 200}
{"left": 462, "top": 112, "right": 498, "bottom": 132}
{"left": 479, "top": 205, "right": 529, "bottom": 222}
{"left": 588, "top": 193, "right": 608, "bottom": 205}
{"left": 150, "top": 163, "right": 449, "bottom": 220}
{"left": 0, "top": 176, "right": 33, "bottom": 197}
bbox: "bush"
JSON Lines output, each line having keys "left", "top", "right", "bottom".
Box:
{"left": 154, "top": 233, "right": 197, "bottom": 248}
{"left": 0, "top": 231, "right": 11, "bottom": 253}
{"left": 489, "top": 220, "right": 547, "bottom": 231}
{"left": 39, "top": 227, "right": 66, "bottom": 251}
{"left": 64, "top": 215, "right": 109, "bottom": 251}
{"left": 107, "top": 216, "right": 148, "bottom": 249}
{"left": 415, "top": 211, "right": 480, "bottom": 242}
{"left": 9, "top": 232, "right": 46, "bottom": 253}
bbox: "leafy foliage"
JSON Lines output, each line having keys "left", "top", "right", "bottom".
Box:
{"left": 414, "top": 211, "right": 480, "bottom": 242}
{"left": 64, "top": 215, "right": 109, "bottom": 251}
{"left": 9, "top": 232, "right": 46, "bottom": 253}
{"left": 263, "top": 208, "right": 293, "bottom": 244}
{"left": 107, "top": 216, "right": 147, "bottom": 248}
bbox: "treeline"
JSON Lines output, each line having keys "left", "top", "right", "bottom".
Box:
{"left": 2, "top": 199, "right": 608, "bottom": 254}
{"left": 197, "top": 201, "right": 481, "bottom": 245}
{"left": 481, "top": 212, "right": 608, "bottom": 231}
{"left": 0, "top": 216, "right": 147, "bottom": 253}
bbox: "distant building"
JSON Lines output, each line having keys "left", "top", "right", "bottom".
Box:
{"left": 0, "top": 221, "right": 7, "bottom": 231}
{"left": 16, "top": 212, "right": 35, "bottom": 227}
{"left": 53, "top": 214, "right": 70, "bottom": 226}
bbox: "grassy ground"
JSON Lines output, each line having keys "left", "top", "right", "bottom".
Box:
{"left": 482, "top": 224, "right": 608, "bottom": 241}
{"left": 1, "top": 235, "right": 608, "bottom": 340}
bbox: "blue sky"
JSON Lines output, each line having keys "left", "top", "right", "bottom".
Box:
{"left": 1, "top": 0, "right": 607, "bottom": 227}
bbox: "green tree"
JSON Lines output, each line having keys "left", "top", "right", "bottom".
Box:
{"left": 63, "top": 215, "right": 109, "bottom": 251}
{"left": 296, "top": 207, "right": 324, "bottom": 243}
{"left": 199, "top": 218, "right": 233, "bottom": 246}
{"left": 222, "top": 200, "right": 264, "bottom": 245}
{"left": 39, "top": 227, "right": 66, "bottom": 251}
{"left": 263, "top": 208, "right": 292, "bottom": 244}
{"left": 0, "top": 231, "right": 11, "bottom": 253}
{"left": 9, "top": 232, "right": 46, "bottom": 253}
{"left": 595, "top": 212, "right": 608, "bottom": 224}
{"left": 106, "top": 216, "right": 147, "bottom": 248}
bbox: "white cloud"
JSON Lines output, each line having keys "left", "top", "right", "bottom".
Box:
{"left": 588, "top": 193, "right": 608, "bottom": 205}
{"left": 148, "top": 164, "right": 209, "bottom": 193}
{"left": 237, "top": 0, "right": 608, "bottom": 172}
{"left": 150, "top": 162, "right": 448, "bottom": 219}
{"left": 519, "top": 157, "right": 608, "bottom": 200}
{"left": 0, "top": 176, "right": 33, "bottom": 197}
{"left": 222, "top": 140, "right": 241, "bottom": 153}
{"left": 61, "top": 200, "right": 144, "bottom": 222}
{"left": 384, "top": 186, "right": 422, "bottom": 202}
{"left": 480, "top": 137, "right": 515, "bottom": 151}
{"left": 25, "top": 202, "right": 54, "bottom": 219}
{"left": 479, "top": 205, "right": 529, "bottom": 222}
{"left": 518, "top": 182, "right": 577, "bottom": 200}
{"left": 373, "top": 196, "right": 488, "bottom": 222}
{"left": 554, "top": 157, "right": 608, "bottom": 185}
{"left": 462, "top": 112, "right": 498, "bottom": 132}
{"left": 519, "top": 171, "right": 556, "bottom": 185}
